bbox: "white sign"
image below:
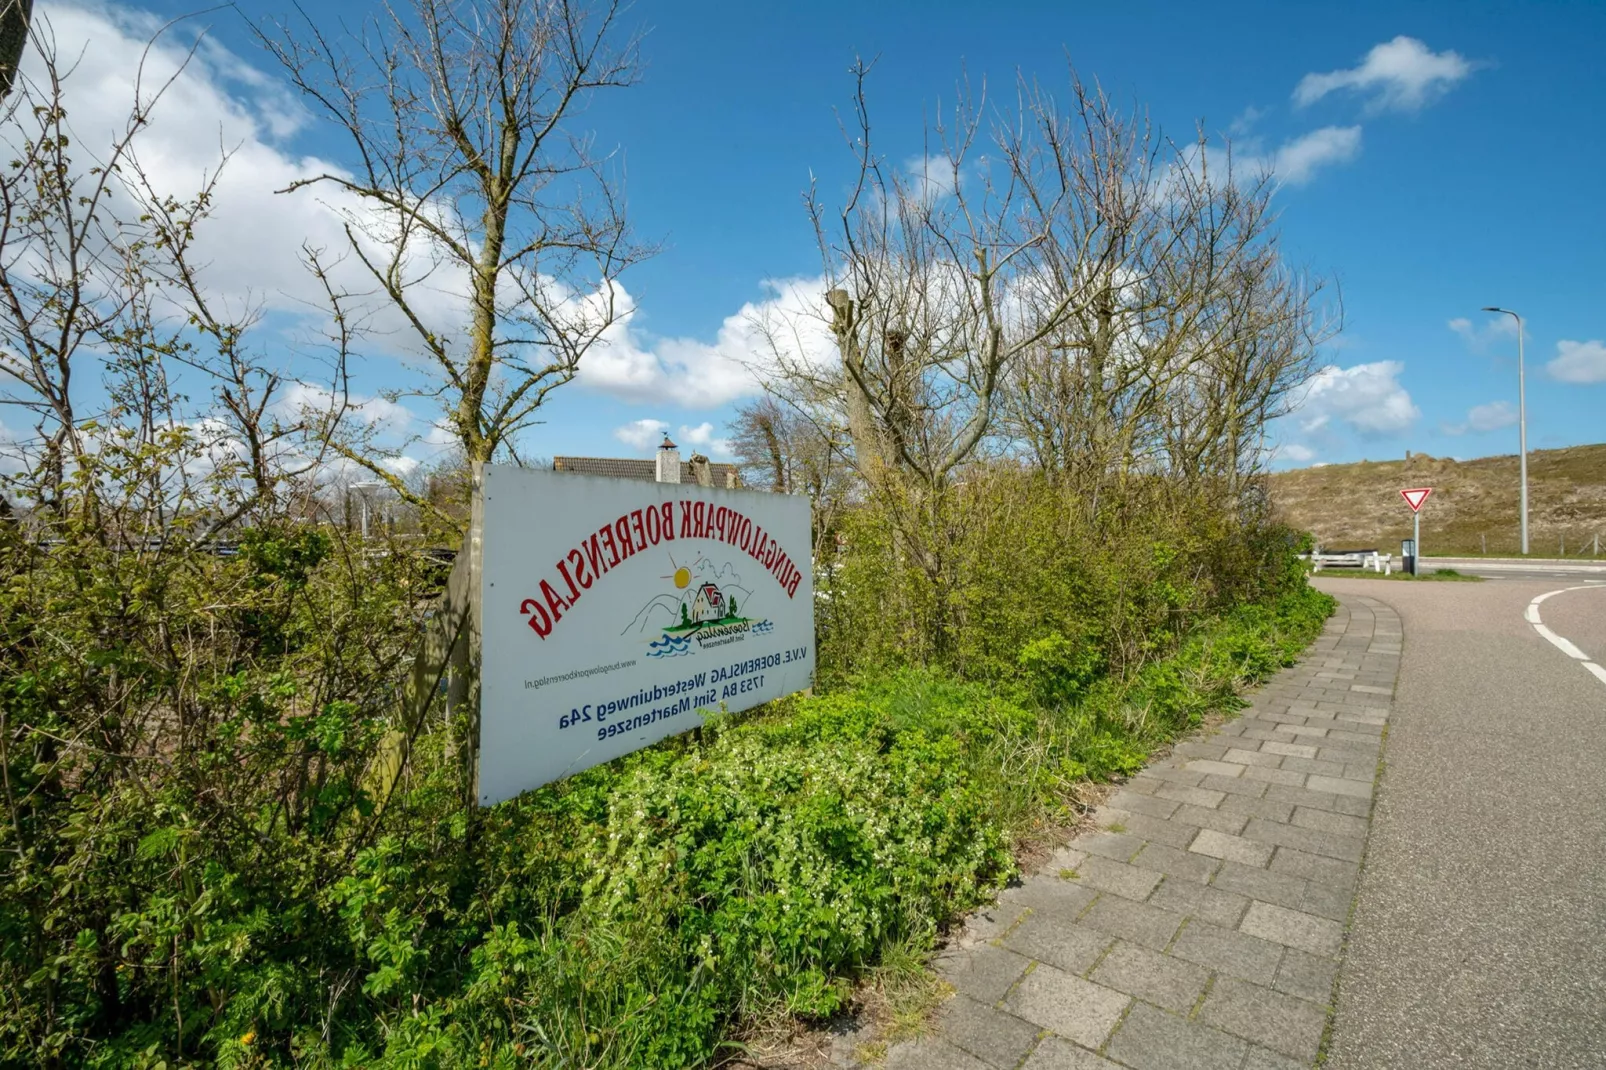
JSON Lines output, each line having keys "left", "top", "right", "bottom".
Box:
{"left": 476, "top": 465, "right": 815, "bottom": 805}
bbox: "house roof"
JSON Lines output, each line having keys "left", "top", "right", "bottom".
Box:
{"left": 552, "top": 456, "right": 741, "bottom": 487}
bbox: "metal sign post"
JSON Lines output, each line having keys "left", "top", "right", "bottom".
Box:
{"left": 1400, "top": 488, "right": 1432, "bottom": 576}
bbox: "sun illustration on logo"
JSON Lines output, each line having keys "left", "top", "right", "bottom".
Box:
{"left": 625, "top": 553, "right": 774, "bottom": 656}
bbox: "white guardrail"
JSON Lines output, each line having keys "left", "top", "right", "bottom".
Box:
{"left": 1301, "top": 551, "right": 1393, "bottom": 575}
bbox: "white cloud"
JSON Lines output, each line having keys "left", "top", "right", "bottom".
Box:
{"left": 276, "top": 383, "right": 413, "bottom": 434}
{"left": 1448, "top": 315, "right": 1520, "bottom": 351}
{"left": 1546, "top": 339, "right": 1606, "bottom": 384}
{"left": 1291, "top": 361, "right": 1420, "bottom": 436}
{"left": 903, "top": 154, "right": 959, "bottom": 203}
{"left": 1270, "top": 126, "right": 1363, "bottom": 185}
{"left": 1443, "top": 399, "right": 1518, "bottom": 435}
{"left": 1465, "top": 400, "right": 1518, "bottom": 432}
{"left": 1229, "top": 106, "right": 1267, "bottom": 137}
{"left": 577, "top": 276, "right": 836, "bottom": 408}
{"left": 23, "top": 5, "right": 363, "bottom": 318}
{"left": 1295, "top": 37, "right": 1476, "bottom": 113}
{"left": 677, "top": 422, "right": 735, "bottom": 459}
{"left": 1277, "top": 443, "right": 1317, "bottom": 463}
{"left": 613, "top": 418, "right": 669, "bottom": 450}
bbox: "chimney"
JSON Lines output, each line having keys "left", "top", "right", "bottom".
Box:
{"left": 688, "top": 454, "right": 713, "bottom": 488}
{"left": 656, "top": 434, "right": 680, "bottom": 483}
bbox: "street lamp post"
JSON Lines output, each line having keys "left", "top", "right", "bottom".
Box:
{"left": 1481, "top": 306, "right": 1528, "bottom": 555}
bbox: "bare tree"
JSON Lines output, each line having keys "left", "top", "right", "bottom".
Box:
{"left": 259, "top": 0, "right": 651, "bottom": 495}
{"left": 0, "top": 19, "right": 345, "bottom": 533}
{"left": 804, "top": 63, "right": 1080, "bottom": 496}
{"left": 997, "top": 77, "right": 1334, "bottom": 513}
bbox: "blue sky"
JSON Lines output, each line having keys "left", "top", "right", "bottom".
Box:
{"left": 22, "top": 0, "right": 1606, "bottom": 472}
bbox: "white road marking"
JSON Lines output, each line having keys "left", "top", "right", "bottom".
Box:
{"left": 1526, "top": 585, "right": 1606, "bottom": 691}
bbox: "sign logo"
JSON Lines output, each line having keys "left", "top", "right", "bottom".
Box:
{"left": 626, "top": 553, "right": 774, "bottom": 657}
{"left": 1400, "top": 487, "right": 1432, "bottom": 512}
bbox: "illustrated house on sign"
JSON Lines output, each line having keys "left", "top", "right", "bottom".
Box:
{"left": 690, "top": 583, "right": 725, "bottom": 623}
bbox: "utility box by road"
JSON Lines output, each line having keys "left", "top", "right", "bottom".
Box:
{"left": 1401, "top": 538, "right": 1416, "bottom": 576}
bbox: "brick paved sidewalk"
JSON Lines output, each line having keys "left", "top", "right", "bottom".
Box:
{"left": 882, "top": 594, "right": 1400, "bottom": 1070}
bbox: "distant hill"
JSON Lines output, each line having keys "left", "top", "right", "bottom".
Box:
{"left": 1269, "top": 444, "right": 1606, "bottom": 557}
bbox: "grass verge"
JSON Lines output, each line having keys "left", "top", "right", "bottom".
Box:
{"left": 1312, "top": 567, "right": 1482, "bottom": 582}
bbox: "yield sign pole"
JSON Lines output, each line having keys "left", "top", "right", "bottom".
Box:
{"left": 1401, "top": 488, "right": 1432, "bottom": 575}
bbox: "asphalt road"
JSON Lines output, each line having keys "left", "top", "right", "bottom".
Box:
{"left": 1315, "top": 575, "right": 1606, "bottom": 1070}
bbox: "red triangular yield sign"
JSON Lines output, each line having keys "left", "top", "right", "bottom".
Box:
{"left": 1400, "top": 487, "right": 1432, "bottom": 512}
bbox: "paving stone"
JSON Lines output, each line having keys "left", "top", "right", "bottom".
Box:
{"left": 1291, "top": 804, "right": 1369, "bottom": 840}
{"left": 1148, "top": 876, "right": 1252, "bottom": 928}
{"left": 1317, "top": 744, "right": 1380, "bottom": 766}
{"left": 1189, "top": 827, "right": 1273, "bottom": 867}
{"left": 1003, "top": 963, "right": 1130, "bottom": 1048}
{"left": 885, "top": 1038, "right": 994, "bottom": 1070}
{"left": 1259, "top": 739, "right": 1320, "bottom": 759}
{"left": 1046, "top": 846, "right": 1090, "bottom": 872}
{"left": 1222, "top": 747, "right": 1284, "bottom": 768}
{"left": 1130, "top": 841, "right": 1221, "bottom": 884}
{"left": 1199, "top": 975, "right": 1327, "bottom": 1062}
{"left": 1274, "top": 945, "right": 1339, "bottom": 1004}
{"left": 1241, "top": 1043, "right": 1311, "bottom": 1069}
{"left": 1277, "top": 755, "right": 1348, "bottom": 777}
{"left": 1240, "top": 900, "right": 1344, "bottom": 957}
{"left": 1018, "top": 1036, "right": 1125, "bottom": 1069}
{"left": 1345, "top": 761, "right": 1380, "bottom": 781}
{"left": 1263, "top": 781, "right": 1373, "bottom": 817}
{"left": 1211, "top": 861, "right": 1310, "bottom": 914}
{"left": 1234, "top": 726, "right": 1284, "bottom": 743}
{"left": 1241, "top": 817, "right": 1364, "bottom": 863}
{"left": 1174, "top": 741, "right": 1230, "bottom": 761}
{"left": 937, "top": 994, "right": 1045, "bottom": 1069}
{"left": 1218, "top": 794, "right": 1296, "bottom": 823}
{"left": 1268, "top": 847, "right": 1358, "bottom": 892}
{"left": 961, "top": 900, "right": 1030, "bottom": 945}
{"left": 941, "top": 944, "right": 1035, "bottom": 1003}
{"left": 1200, "top": 773, "right": 1269, "bottom": 798}
{"left": 1239, "top": 765, "right": 1307, "bottom": 787}
{"left": 1099, "top": 809, "right": 1198, "bottom": 849}
{"left": 1069, "top": 854, "right": 1164, "bottom": 900}
{"left": 1121, "top": 776, "right": 1162, "bottom": 796}
{"left": 1273, "top": 723, "right": 1329, "bottom": 739}
{"left": 1002, "top": 912, "right": 1114, "bottom": 975}
{"left": 1103, "top": 1000, "right": 1248, "bottom": 1070}
{"left": 1184, "top": 758, "right": 1249, "bottom": 778}
{"left": 1107, "top": 791, "right": 1180, "bottom": 820}
{"left": 1153, "top": 784, "right": 1227, "bottom": 810}
{"left": 1135, "top": 766, "right": 1207, "bottom": 787}
{"left": 1000, "top": 876, "right": 1100, "bottom": 919}
{"left": 1171, "top": 802, "right": 1249, "bottom": 834}
{"left": 1300, "top": 880, "right": 1355, "bottom": 923}
{"left": 1168, "top": 919, "right": 1284, "bottom": 985}
{"left": 1079, "top": 831, "right": 1145, "bottom": 863}
{"left": 1089, "top": 940, "right": 1210, "bottom": 1012}
{"left": 1077, "top": 894, "right": 1185, "bottom": 951}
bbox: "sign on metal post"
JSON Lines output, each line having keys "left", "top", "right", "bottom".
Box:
{"left": 1400, "top": 487, "right": 1431, "bottom": 575}
{"left": 474, "top": 465, "right": 815, "bottom": 806}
